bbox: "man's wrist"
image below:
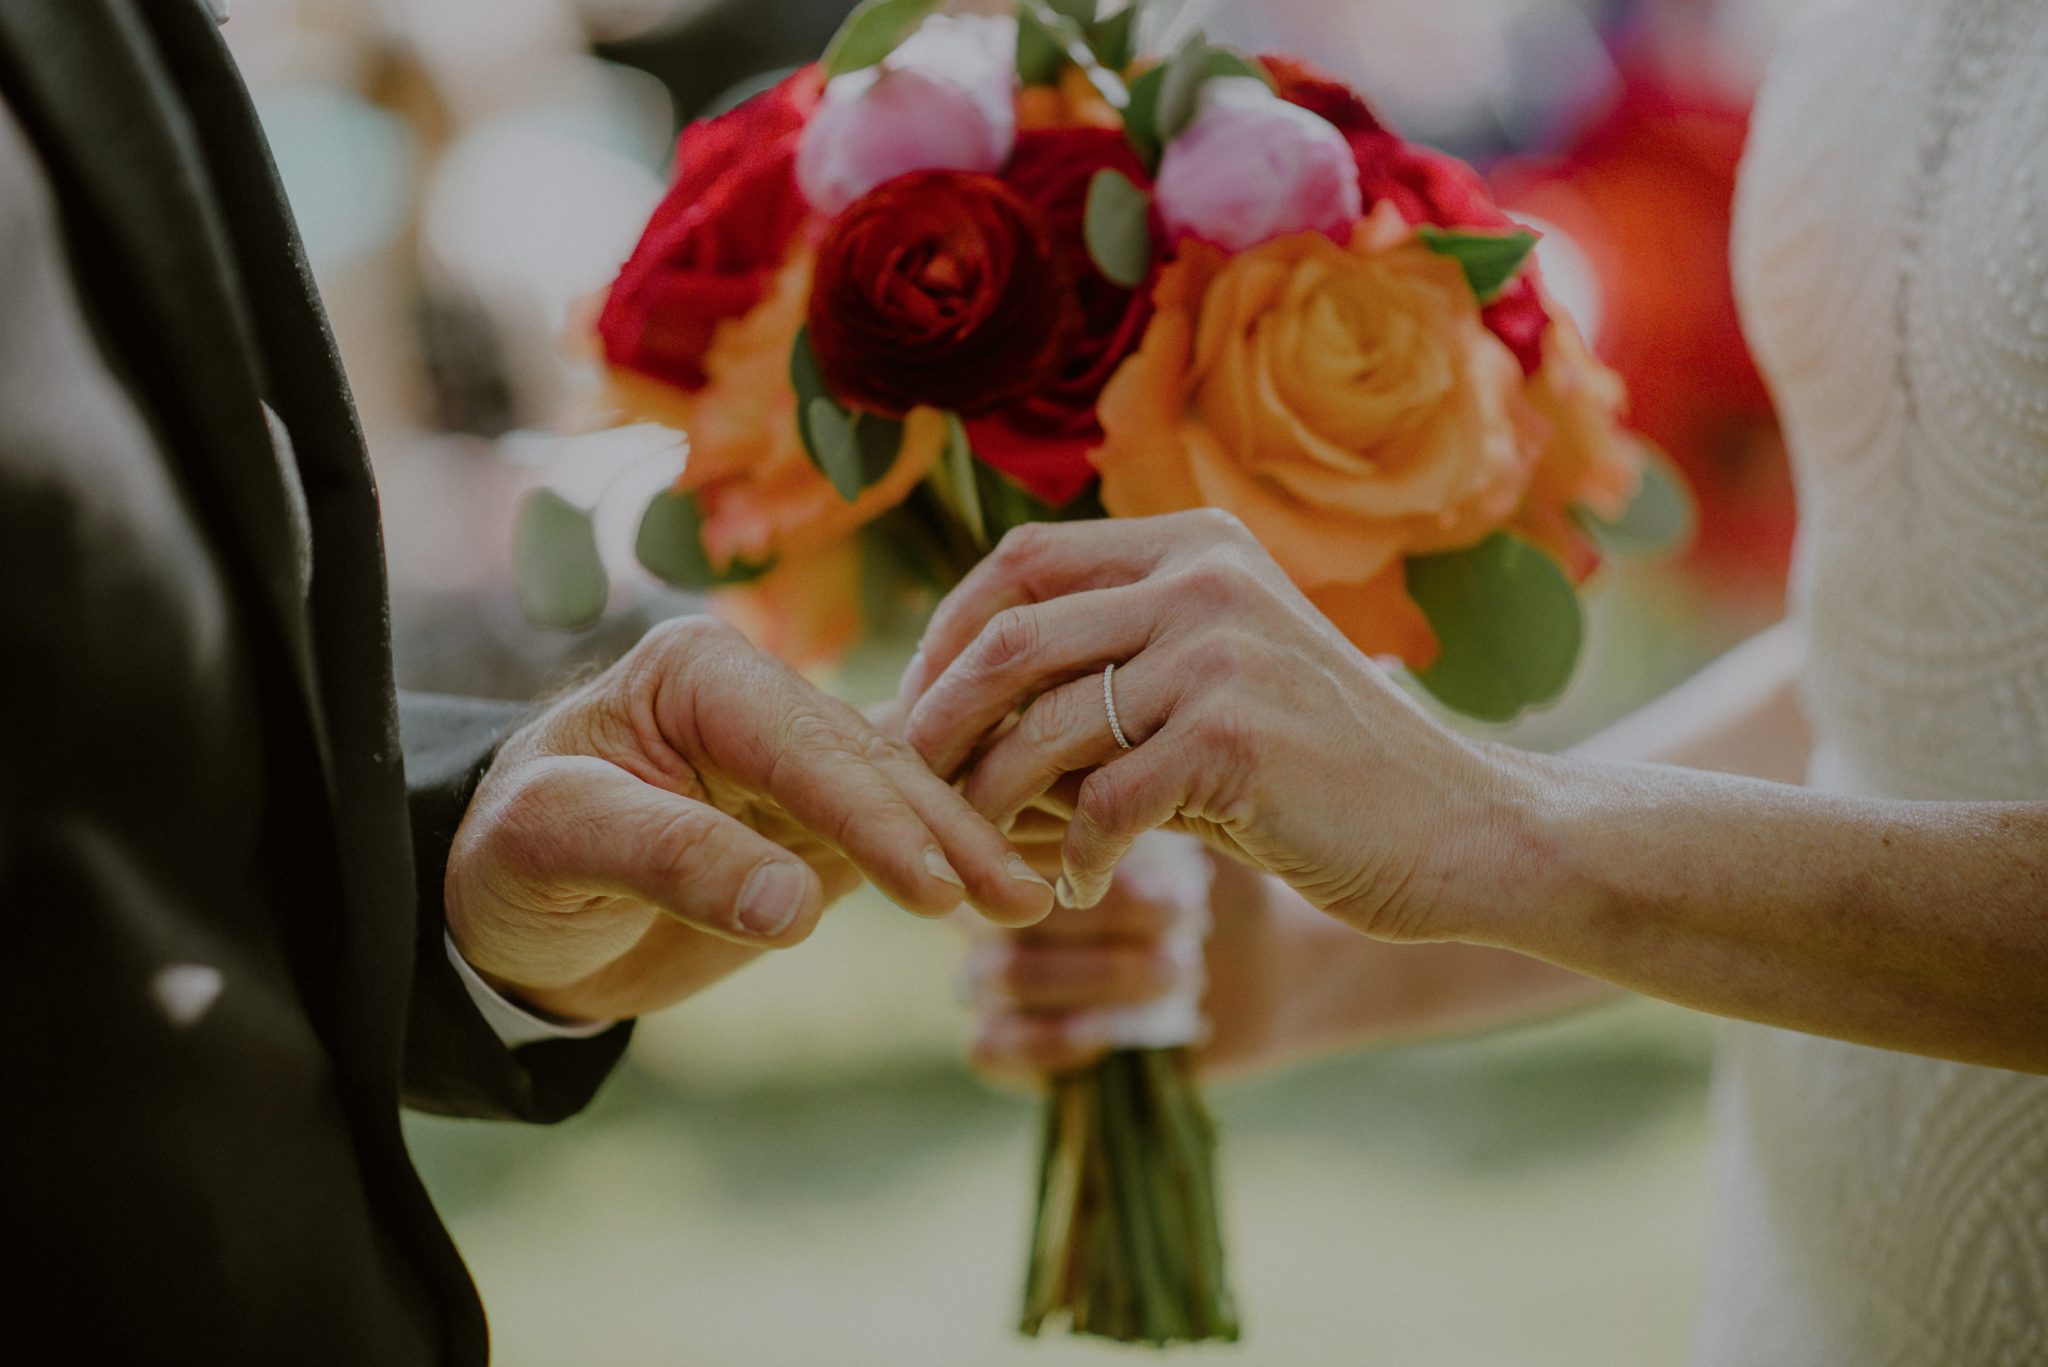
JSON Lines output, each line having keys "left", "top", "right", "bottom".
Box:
{"left": 443, "top": 931, "right": 617, "bottom": 1049}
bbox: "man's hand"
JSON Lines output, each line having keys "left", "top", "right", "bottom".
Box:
{"left": 446, "top": 617, "right": 1055, "bottom": 1023}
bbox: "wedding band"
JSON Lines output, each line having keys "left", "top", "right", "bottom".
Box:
{"left": 1103, "top": 663, "right": 1134, "bottom": 750}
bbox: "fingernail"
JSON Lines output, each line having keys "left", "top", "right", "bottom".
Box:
{"left": 737, "top": 863, "right": 804, "bottom": 939}
{"left": 1055, "top": 875, "right": 1079, "bottom": 909}
{"left": 1005, "top": 853, "right": 1051, "bottom": 888}
{"left": 899, "top": 649, "right": 927, "bottom": 703}
{"left": 924, "top": 846, "right": 965, "bottom": 888}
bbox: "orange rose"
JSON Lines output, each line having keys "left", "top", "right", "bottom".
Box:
{"left": 1516, "top": 303, "right": 1642, "bottom": 581}
{"left": 612, "top": 248, "right": 945, "bottom": 570}
{"left": 1016, "top": 66, "right": 1123, "bottom": 132}
{"left": 1092, "top": 204, "right": 1543, "bottom": 664}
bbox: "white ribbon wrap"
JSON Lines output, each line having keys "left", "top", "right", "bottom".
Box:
{"left": 1092, "top": 831, "right": 1215, "bottom": 1051}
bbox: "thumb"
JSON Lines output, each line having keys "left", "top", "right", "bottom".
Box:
{"left": 505, "top": 756, "right": 826, "bottom": 947}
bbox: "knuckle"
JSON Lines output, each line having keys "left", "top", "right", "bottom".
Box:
{"left": 643, "top": 612, "right": 735, "bottom": 662}
{"left": 643, "top": 805, "right": 720, "bottom": 893}
{"left": 486, "top": 774, "right": 560, "bottom": 880}
{"left": 1183, "top": 632, "right": 1249, "bottom": 686}
{"left": 623, "top": 614, "right": 743, "bottom": 716}
{"left": 1188, "top": 506, "right": 1247, "bottom": 542}
{"left": 1077, "top": 765, "right": 1134, "bottom": 834}
{"left": 1017, "top": 685, "right": 1078, "bottom": 751}
{"left": 1188, "top": 703, "right": 1254, "bottom": 769}
{"left": 1176, "top": 554, "right": 1246, "bottom": 611}
{"left": 977, "top": 606, "right": 1043, "bottom": 676}
{"left": 993, "top": 522, "right": 1052, "bottom": 572}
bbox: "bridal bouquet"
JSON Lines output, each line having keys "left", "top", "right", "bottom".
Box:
{"left": 562, "top": 0, "right": 1675, "bottom": 1347}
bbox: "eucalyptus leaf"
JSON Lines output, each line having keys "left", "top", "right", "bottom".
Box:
{"left": 1126, "top": 39, "right": 1268, "bottom": 163}
{"left": 974, "top": 461, "right": 1064, "bottom": 544}
{"left": 1016, "top": 5, "right": 1068, "bottom": 86}
{"left": 635, "top": 489, "right": 774, "bottom": 589}
{"left": 1418, "top": 226, "right": 1539, "bottom": 303}
{"left": 806, "top": 398, "right": 866, "bottom": 502}
{"left": 1123, "top": 63, "right": 1168, "bottom": 166}
{"left": 513, "top": 488, "right": 607, "bottom": 630}
{"left": 1017, "top": 0, "right": 1130, "bottom": 107}
{"left": 1406, "top": 533, "right": 1583, "bottom": 723}
{"left": 790, "top": 327, "right": 829, "bottom": 412}
{"left": 943, "top": 413, "right": 990, "bottom": 551}
{"left": 1154, "top": 28, "right": 1211, "bottom": 143}
{"left": 852, "top": 411, "right": 906, "bottom": 486}
{"left": 1585, "top": 445, "right": 1696, "bottom": 557}
{"left": 820, "top": 0, "right": 943, "bottom": 79}
{"left": 1088, "top": 6, "right": 1138, "bottom": 70}
{"left": 1084, "top": 168, "right": 1153, "bottom": 288}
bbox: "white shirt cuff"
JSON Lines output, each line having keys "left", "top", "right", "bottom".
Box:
{"left": 444, "top": 931, "right": 616, "bottom": 1048}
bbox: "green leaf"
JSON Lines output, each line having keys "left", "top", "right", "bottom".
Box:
{"left": 513, "top": 488, "right": 607, "bottom": 629}
{"left": 851, "top": 411, "right": 906, "bottom": 485}
{"left": 1016, "top": 0, "right": 1131, "bottom": 107}
{"left": 820, "top": 0, "right": 943, "bottom": 79}
{"left": 1584, "top": 445, "right": 1697, "bottom": 557}
{"left": 791, "top": 329, "right": 899, "bottom": 502}
{"left": 1084, "top": 168, "right": 1153, "bottom": 288}
{"left": 1418, "top": 226, "right": 1539, "bottom": 303}
{"left": 973, "top": 461, "right": 1064, "bottom": 544}
{"left": 1123, "top": 63, "right": 1168, "bottom": 166}
{"left": 1125, "top": 38, "right": 1268, "bottom": 164}
{"left": 1406, "top": 533, "right": 1583, "bottom": 723}
{"left": 805, "top": 398, "right": 866, "bottom": 502}
{"left": 1154, "top": 28, "right": 1211, "bottom": 143}
{"left": 1016, "top": 5, "right": 1069, "bottom": 86}
{"left": 634, "top": 489, "right": 774, "bottom": 589}
{"left": 942, "top": 413, "right": 990, "bottom": 551}
{"left": 1087, "top": 6, "right": 1138, "bottom": 70}
{"left": 790, "top": 327, "right": 829, "bottom": 412}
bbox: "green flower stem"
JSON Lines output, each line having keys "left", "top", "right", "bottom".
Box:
{"left": 1020, "top": 1048, "right": 1238, "bottom": 1346}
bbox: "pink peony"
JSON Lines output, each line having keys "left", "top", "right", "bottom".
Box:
{"left": 795, "top": 15, "right": 1018, "bottom": 217}
{"left": 1152, "top": 77, "right": 1363, "bottom": 252}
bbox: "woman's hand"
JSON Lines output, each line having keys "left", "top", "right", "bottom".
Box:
{"left": 965, "top": 829, "right": 1213, "bottom": 1086}
{"left": 900, "top": 511, "right": 1539, "bottom": 943}
{"left": 906, "top": 515, "right": 2048, "bottom": 1073}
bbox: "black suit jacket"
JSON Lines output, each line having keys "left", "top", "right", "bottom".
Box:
{"left": 0, "top": 2, "right": 632, "bottom": 1362}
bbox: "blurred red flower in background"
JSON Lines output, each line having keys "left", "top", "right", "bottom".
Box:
{"left": 1491, "top": 63, "right": 1795, "bottom": 600}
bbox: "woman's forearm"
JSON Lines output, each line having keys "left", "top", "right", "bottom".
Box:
{"left": 1489, "top": 756, "right": 2048, "bottom": 1072}
{"left": 1204, "top": 859, "right": 1613, "bottom": 1075}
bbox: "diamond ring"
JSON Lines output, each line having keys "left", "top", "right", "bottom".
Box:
{"left": 1102, "top": 663, "right": 1134, "bottom": 751}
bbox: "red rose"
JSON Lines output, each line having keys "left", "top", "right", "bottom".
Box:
{"left": 807, "top": 171, "right": 1073, "bottom": 417}
{"left": 1268, "top": 58, "right": 1548, "bottom": 375}
{"left": 598, "top": 68, "right": 822, "bottom": 392}
{"left": 963, "top": 129, "right": 1159, "bottom": 507}
{"left": 1260, "top": 54, "right": 1388, "bottom": 139}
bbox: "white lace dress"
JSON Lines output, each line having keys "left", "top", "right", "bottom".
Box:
{"left": 1702, "top": 0, "right": 2048, "bottom": 1362}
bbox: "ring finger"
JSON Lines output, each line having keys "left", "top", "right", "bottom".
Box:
{"left": 959, "top": 655, "right": 1169, "bottom": 828}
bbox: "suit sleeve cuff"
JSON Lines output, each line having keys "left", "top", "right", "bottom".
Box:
{"left": 443, "top": 930, "right": 616, "bottom": 1048}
